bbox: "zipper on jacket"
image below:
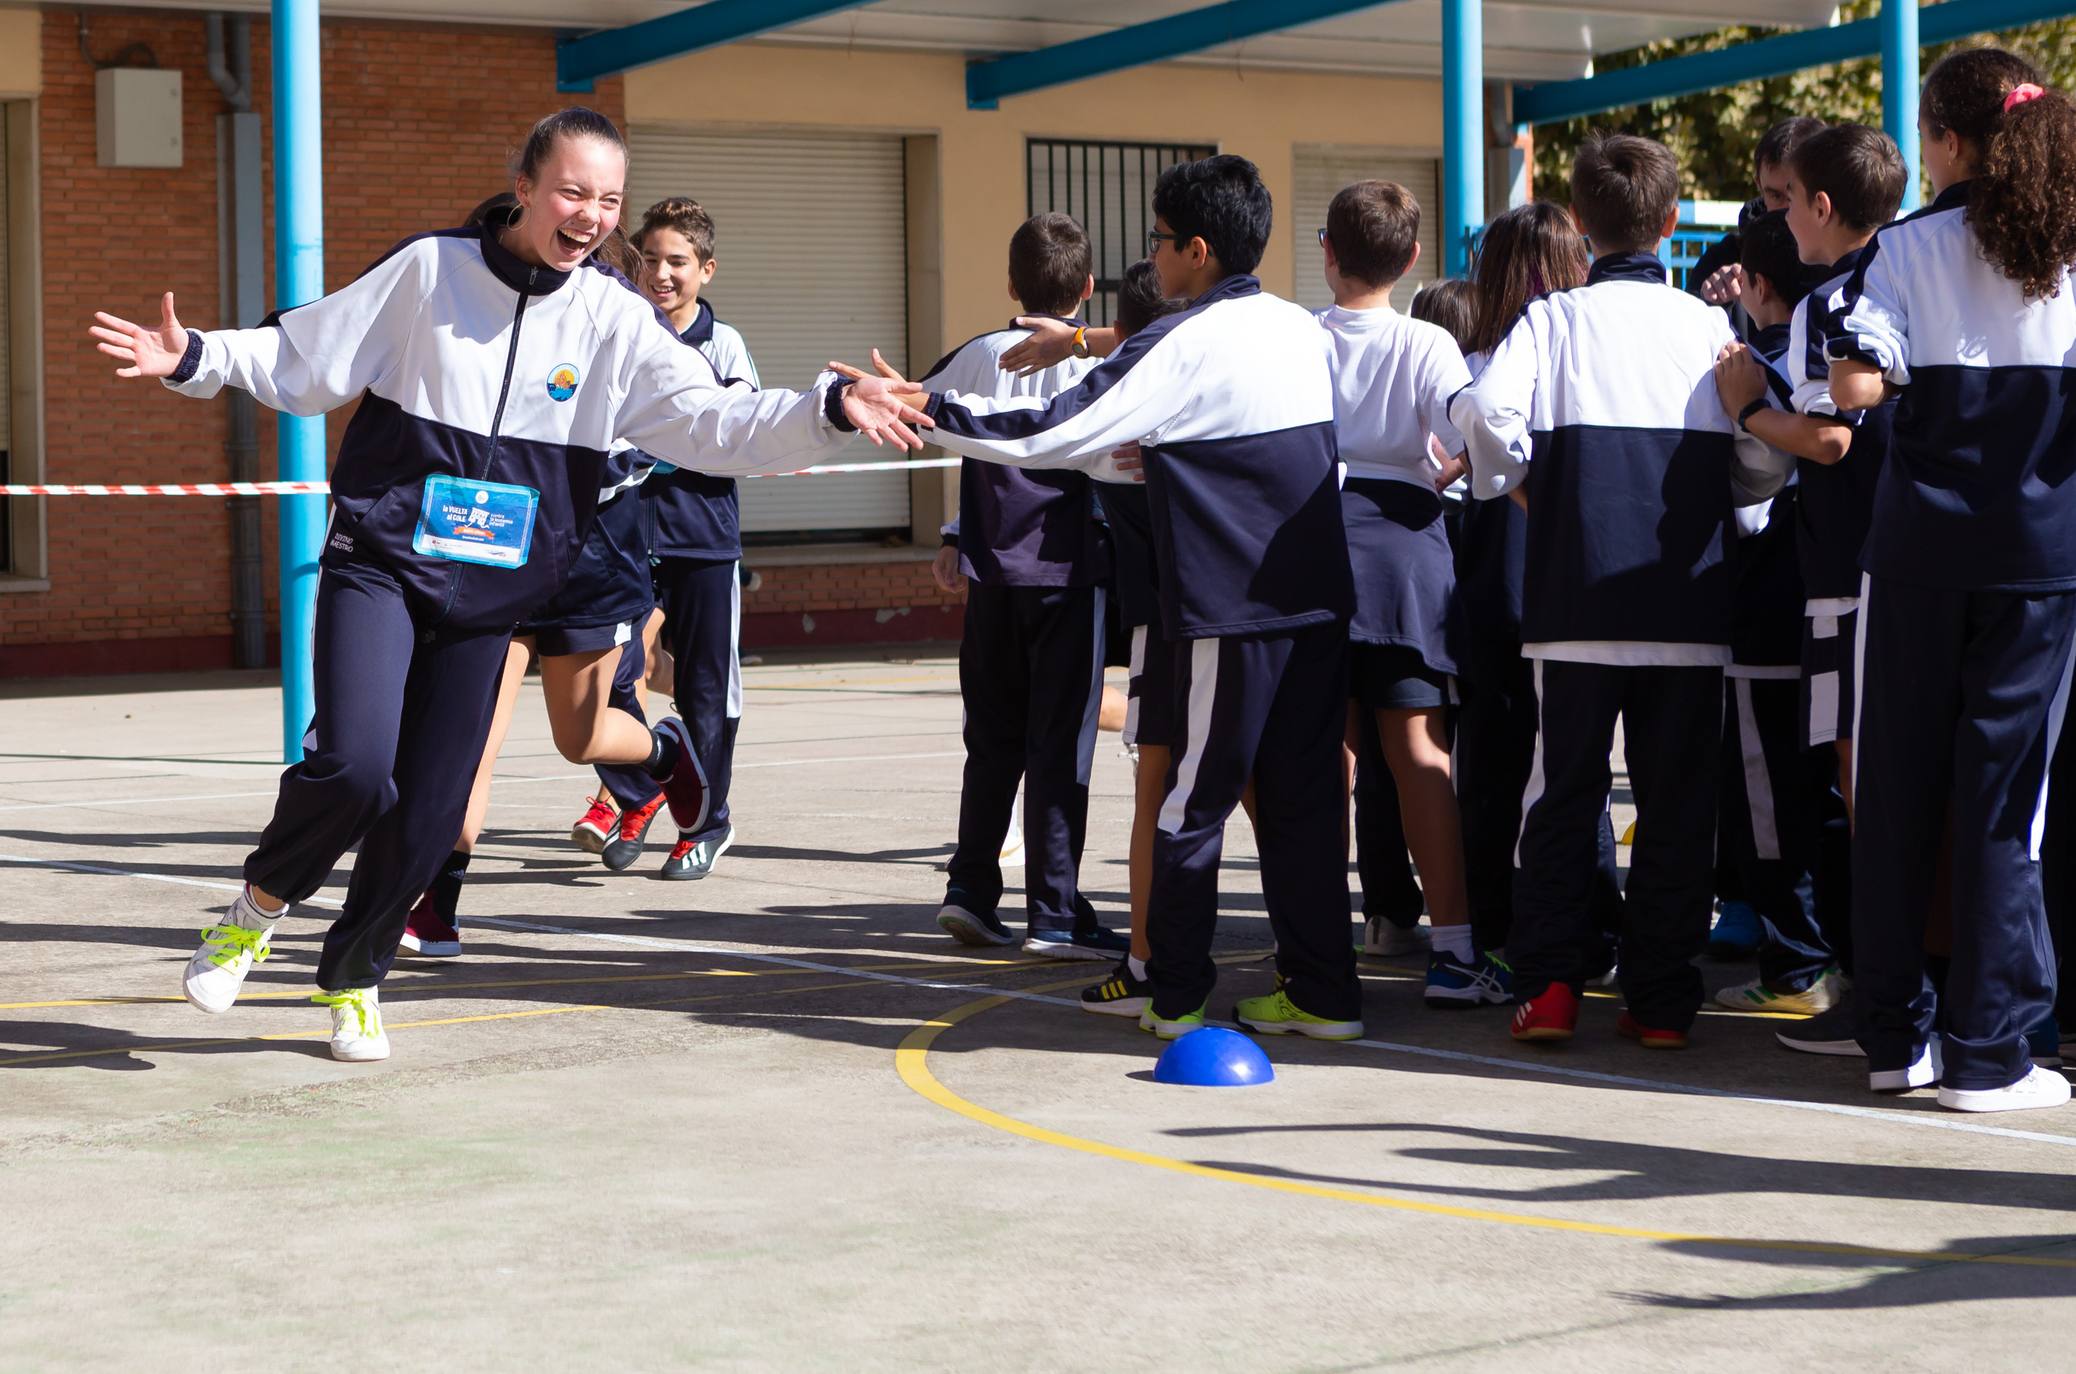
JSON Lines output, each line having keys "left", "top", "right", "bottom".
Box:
{"left": 437, "top": 282, "right": 532, "bottom": 625}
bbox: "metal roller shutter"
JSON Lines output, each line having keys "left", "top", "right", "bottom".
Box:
{"left": 1292, "top": 145, "right": 1443, "bottom": 312}
{"left": 627, "top": 128, "right": 910, "bottom": 539}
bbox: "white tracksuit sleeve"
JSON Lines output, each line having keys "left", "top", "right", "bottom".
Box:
{"left": 1450, "top": 306, "right": 1544, "bottom": 500}
{"left": 1785, "top": 296, "right": 1838, "bottom": 417}
{"left": 612, "top": 310, "right": 845, "bottom": 477}
{"left": 922, "top": 344, "right": 1188, "bottom": 479}
{"left": 163, "top": 238, "right": 439, "bottom": 415}
{"left": 1832, "top": 234, "right": 1911, "bottom": 387}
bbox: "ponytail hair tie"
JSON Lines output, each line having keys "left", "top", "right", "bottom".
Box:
{"left": 2004, "top": 82, "right": 2047, "bottom": 114}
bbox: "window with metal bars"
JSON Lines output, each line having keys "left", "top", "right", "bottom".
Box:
{"left": 1025, "top": 138, "right": 1215, "bottom": 327}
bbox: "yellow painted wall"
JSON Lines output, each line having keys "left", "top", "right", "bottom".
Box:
{"left": 0, "top": 9, "right": 40, "bottom": 96}
{"left": 625, "top": 42, "right": 1443, "bottom": 350}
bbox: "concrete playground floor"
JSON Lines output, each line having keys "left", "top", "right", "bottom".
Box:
{"left": 3, "top": 652, "right": 2075, "bottom": 1371}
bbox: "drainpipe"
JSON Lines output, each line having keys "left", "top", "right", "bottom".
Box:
{"left": 208, "top": 14, "right": 266, "bottom": 669}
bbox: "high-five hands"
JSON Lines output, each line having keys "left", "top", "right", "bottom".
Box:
{"left": 828, "top": 349, "right": 933, "bottom": 450}
{"left": 91, "top": 293, "right": 191, "bottom": 379}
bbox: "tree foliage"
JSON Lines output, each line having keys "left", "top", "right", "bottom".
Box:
{"left": 1529, "top": 3, "right": 2076, "bottom": 203}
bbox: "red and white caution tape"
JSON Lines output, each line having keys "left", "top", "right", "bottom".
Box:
{"left": 0, "top": 456, "right": 962, "bottom": 496}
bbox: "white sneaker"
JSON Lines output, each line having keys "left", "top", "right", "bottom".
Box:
{"left": 181, "top": 887, "right": 282, "bottom": 1014}
{"left": 1938, "top": 1064, "right": 2072, "bottom": 1113}
{"left": 1362, "top": 916, "right": 1431, "bottom": 958}
{"left": 1714, "top": 968, "right": 1844, "bottom": 1016}
{"left": 1869, "top": 1039, "right": 1942, "bottom": 1094}
{"left": 315, "top": 986, "right": 390, "bottom": 1063}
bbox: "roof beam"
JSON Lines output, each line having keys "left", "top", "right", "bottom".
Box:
{"left": 965, "top": 0, "right": 1406, "bottom": 109}
{"left": 557, "top": 0, "right": 875, "bottom": 91}
{"left": 1513, "top": 0, "right": 2076, "bottom": 126}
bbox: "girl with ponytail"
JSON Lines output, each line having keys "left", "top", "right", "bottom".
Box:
{"left": 1827, "top": 48, "right": 2076, "bottom": 1114}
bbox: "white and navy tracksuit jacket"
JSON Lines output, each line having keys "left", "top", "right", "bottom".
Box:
{"left": 644, "top": 298, "right": 761, "bottom": 563}
{"left": 910, "top": 274, "right": 1360, "bottom": 1023}
{"left": 164, "top": 219, "right": 850, "bottom": 991}
{"left": 1830, "top": 179, "right": 2076, "bottom": 1089}
{"left": 925, "top": 323, "right": 1108, "bottom": 937}
{"left": 1452, "top": 251, "right": 1792, "bottom": 1029}
{"left": 168, "top": 220, "right": 844, "bottom": 631}
{"left": 1779, "top": 244, "right": 1895, "bottom": 748}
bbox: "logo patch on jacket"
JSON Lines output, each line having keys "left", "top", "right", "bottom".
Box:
{"left": 546, "top": 363, "right": 581, "bottom": 402}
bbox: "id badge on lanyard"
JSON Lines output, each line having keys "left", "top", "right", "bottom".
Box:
{"left": 411, "top": 475, "right": 540, "bottom": 569}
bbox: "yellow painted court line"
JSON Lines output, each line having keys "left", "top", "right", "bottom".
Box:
{"left": 0, "top": 954, "right": 1023, "bottom": 1013}
{"left": 895, "top": 982, "right": 2076, "bottom": 1273}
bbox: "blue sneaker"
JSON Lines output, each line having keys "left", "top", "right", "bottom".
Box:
{"left": 1707, "top": 900, "right": 1762, "bottom": 960}
{"left": 2028, "top": 1014, "right": 2064, "bottom": 1070}
{"left": 1424, "top": 949, "right": 1512, "bottom": 1008}
{"left": 937, "top": 900, "right": 1015, "bottom": 948}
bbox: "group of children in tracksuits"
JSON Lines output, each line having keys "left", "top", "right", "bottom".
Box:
{"left": 923, "top": 46, "right": 2076, "bottom": 1113}
{"left": 117, "top": 49, "right": 2076, "bottom": 1113}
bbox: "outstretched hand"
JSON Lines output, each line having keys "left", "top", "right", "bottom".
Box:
{"left": 91, "top": 293, "right": 191, "bottom": 379}
{"left": 999, "top": 316, "right": 1079, "bottom": 376}
{"left": 828, "top": 359, "right": 933, "bottom": 450}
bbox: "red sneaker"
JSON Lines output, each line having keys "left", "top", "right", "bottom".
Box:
{"left": 651, "top": 718, "right": 709, "bottom": 832}
{"left": 398, "top": 892, "right": 462, "bottom": 958}
{"left": 601, "top": 792, "right": 667, "bottom": 872}
{"left": 1511, "top": 983, "right": 1579, "bottom": 1042}
{"left": 1617, "top": 1012, "right": 1689, "bottom": 1050}
{"left": 570, "top": 796, "right": 618, "bottom": 855}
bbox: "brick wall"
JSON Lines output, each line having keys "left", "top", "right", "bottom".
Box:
{"left": 1, "top": 10, "right": 623, "bottom": 676}
{"left": 742, "top": 554, "right": 964, "bottom": 649}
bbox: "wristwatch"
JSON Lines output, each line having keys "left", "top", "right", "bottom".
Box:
{"left": 1072, "top": 326, "right": 1091, "bottom": 360}
{"left": 1737, "top": 397, "right": 1769, "bottom": 432}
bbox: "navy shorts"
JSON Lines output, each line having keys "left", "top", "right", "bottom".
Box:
{"left": 1801, "top": 604, "right": 1859, "bottom": 747}
{"left": 1349, "top": 642, "right": 1452, "bottom": 711}
{"left": 1124, "top": 622, "right": 1177, "bottom": 749}
{"left": 515, "top": 616, "right": 641, "bottom": 659}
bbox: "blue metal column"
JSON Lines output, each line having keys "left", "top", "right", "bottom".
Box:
{"left": 1442, "top": 0, "right": 1483, "bottom": 275}
{"left": 272, "top": 0, "right": 324, "bottom": 762}
{"left": 1883, "top": 0, "right": 1922, "bottom": 211}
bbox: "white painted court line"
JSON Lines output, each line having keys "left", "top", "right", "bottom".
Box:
{"left": 0, "top": 749, "right": 972, "bottom": 816}
{"left": 7, "top": 849, "right": 2072, "bottom": 1152}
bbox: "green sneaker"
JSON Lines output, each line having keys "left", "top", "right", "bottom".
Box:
{"left": 1137, "top": 1003, "right": 1207, "bottom": 1040}
{"left": 1234, "top": 988, "right": 1363, "bottom": 1041}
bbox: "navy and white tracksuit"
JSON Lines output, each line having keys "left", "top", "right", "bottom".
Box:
{"left": 927, "top": 323, "right": 1108, "bottom": 937}
{"left": 166, "top": 220, "right": 853, "bottom": 989}
{"left": 1452, "top": 252, "right": 1790, "bottom": 1029}
{"left": 915, "top": 275, "right": 1361, "bottom": 1022}
{"left": 1831, "top": 180, "right": 2076, "bottom": 1089}
{"left": 636, "top": 300, "right": 759, "bottom": 845}
{"left": 1718, "top": 323, "right": 1848, "bottom": 992}
{"left": 1782, "top": 246, "right": 1896, "bottom": 749}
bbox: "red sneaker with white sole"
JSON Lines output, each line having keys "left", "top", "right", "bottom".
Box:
{"left": 1511, "top": 983, "right": 1580, "bottom": 1043}
{"left": 1617, "top": 1012, "right": 1689, "bottom": 1050}
{"left": 570, "top": 796, "right": 617, "bottom": 855}
{"left": 398, "top": 892, "right": 462, "bottom": 958}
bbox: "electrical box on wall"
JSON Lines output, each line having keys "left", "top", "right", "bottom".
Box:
{"left": 96, "top": 68, "right": 182, "bottom": 168}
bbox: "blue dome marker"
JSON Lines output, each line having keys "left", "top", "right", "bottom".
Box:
{"left": 1153, "top": 1026, "right": 1274, "bottom": 1087}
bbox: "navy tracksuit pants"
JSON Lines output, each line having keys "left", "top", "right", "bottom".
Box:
{"left": 1852, "top": 577, "right": 2076, "bottom": 1091}
{"left": 1512, "top": 659, "right": 1723, "bottom": 1029}
{"left": 1456, "top": 648, "right": 1623, "bottom": 954}
{"left": 592, "top": 629, "right": 664, "bottom": 813}
{"left": 1349, "top": 708, "right": 1423, "bottom": 928}
{"left": 946, "top": 583, "right": 1105, "bottom": 935}
{"left": 1720, "top": 675, "right": 1848, "bottom": 989}
{"left": 651, "top": 556, "right": 741, "bottom": 845}
{"left": 1148, "top": 625, "right": 1361, "bottom": 1022}
{"left": 244, "top": 554, "right": 510, "bottom": 990}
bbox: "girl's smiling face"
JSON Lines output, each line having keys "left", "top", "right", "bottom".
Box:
{"left": 510, "top": 135, "right": 626, "bottom": 273}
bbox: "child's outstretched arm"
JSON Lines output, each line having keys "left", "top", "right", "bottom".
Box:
{"left": 997, "top": 317, "right": 1119, "bottom": 376}
{"left": 1828, "top": 231, "right": 1908, "bottom": 413}
{"left": 94, "top": 239, "right": 440, "bottom": 415}
{"left": 1448, "top": 305, "right": 1542, "bottom": 499}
